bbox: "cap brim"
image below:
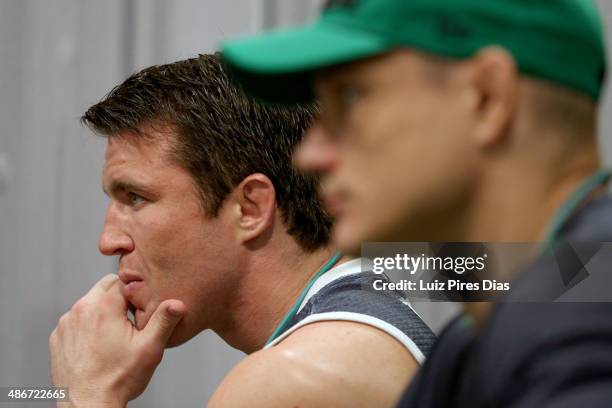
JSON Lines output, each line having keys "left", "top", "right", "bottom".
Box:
{"left": 222, "top": 21, "right": 390, "bottom": 104}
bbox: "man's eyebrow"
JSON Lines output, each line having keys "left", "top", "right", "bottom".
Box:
{"left": 102, "top": 180, "right": 148, "bottom": 197}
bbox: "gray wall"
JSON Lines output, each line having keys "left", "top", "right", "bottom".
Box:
{"left": 0, "top": 1, "right": 263, "bottom": 407}
{"left": 598, "top": 0, "right": 612, "bottom": 164}
{"left": 0, "top": 1, "right": 610, "bottom": 407}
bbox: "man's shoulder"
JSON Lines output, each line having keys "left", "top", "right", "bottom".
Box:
{"left": 294, "top": 269, "right": 436, "bottom": 357}
{"left": 483, "top": 301, "right": 612, "bottom": 360}
{"left": 209, "top": 320, "right": 418, "bottom": 407}
{"left": 561, "top": 194, "right": 612, "bottom": 240}
{"left": 397, "top": 303, "right": 612, "bottom": 407}
{"left": 469, "top": 302, "right": 612, "bottom": 406}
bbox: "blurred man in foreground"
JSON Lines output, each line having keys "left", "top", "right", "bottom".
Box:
{"left": 222, "top": 0, "right": 612, "bottom": 406}
{"left": 48, "top": 53, "right": 434, "bottom": 407}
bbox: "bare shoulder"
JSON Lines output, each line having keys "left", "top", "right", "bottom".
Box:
{"left": 208, "top": 321, "right": 418, "bottom": 407}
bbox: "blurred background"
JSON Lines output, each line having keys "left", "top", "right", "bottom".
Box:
{"left": 0, "top": 1, "right": 611, "bottom": 406}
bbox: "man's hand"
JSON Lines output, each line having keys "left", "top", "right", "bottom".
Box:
{"left": 49, "top": 274, "right": 186, "bottom": 407}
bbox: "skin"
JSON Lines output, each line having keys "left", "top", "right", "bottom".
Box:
{"left": 296, "top": 48, "right": 600, "bottom": 251}
{"left": 209, "top": 321, "right": 417, "bottom": 408}
{"left": 49, "top": 126, "right": 418, "bottom": 407}
{"left": 300, "top": 50, "right": 483, "bottom": 254}
{"left": 49, "top": 275, "right": 186, "bottom": 407}
{"left": 294, "top": 47, "right": 601, "bottom": 323}
{"left": 97, "top": 131, "right": 238, "bottom": 347}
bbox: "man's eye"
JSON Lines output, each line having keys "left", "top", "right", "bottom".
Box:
{"left": 128, "top": 193, "right": 146, "bottom": 207}
{"left": 339, "top": 85, "right": 360, "bottom": 109}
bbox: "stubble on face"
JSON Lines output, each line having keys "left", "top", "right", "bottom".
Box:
{"left": 101, "top": 129, "right": 238, "bottom": 346}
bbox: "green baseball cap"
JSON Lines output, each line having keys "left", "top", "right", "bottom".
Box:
{"left": 221, "top": 0, "right": 607, "bottom": 103}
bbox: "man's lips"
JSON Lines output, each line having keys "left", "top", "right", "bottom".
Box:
{"left": 323, "top": 193, "right": 347, "bottom": 216}
{"left": 122, "top": 280, "right": 144, "bottom": 298}
{"left": 119, "top": 269, "right": 144, "bottom": 300}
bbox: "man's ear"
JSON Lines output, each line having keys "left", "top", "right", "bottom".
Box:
{"left": 233, "top": 173, "right": 276, "bottom": 244}
{"left": 466, "top": 46, "right": 519, "bottom": 147}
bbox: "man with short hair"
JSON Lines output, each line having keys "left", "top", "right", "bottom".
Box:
{"left": 222, "top": 0, "right": 612, "bottom": 406}
{"left": 49, "top": 53, "right": 434, "bottom": 407}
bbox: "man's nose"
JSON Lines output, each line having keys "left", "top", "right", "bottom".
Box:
{"left": 294, "top": 123, "right": 340, "bottom": 173}
{"left": 98, "top": 203, "right": 134, "bottom": 256}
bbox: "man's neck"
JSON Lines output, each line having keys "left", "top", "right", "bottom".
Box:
{"left": 214, "top": 245, "right": 341, "bottom": 354}
{"left": 463, "top": 159, "right": 601, "bottom": 243}
{"left": 461, "top": 154, "right": 601, "bottom": 327}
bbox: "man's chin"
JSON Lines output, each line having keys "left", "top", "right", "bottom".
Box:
{"left": 334, "top": 216, "right": 406, "bottom": 257}
{"left": 134, "top": 310, "right": 193, "bottom": 348}
{"left": 165, "top": 323, "right": 193, "bottom": 348}
{"left": 165, "top": 336, "right": 186, "bottom": 348}
{"left": 332, "top": 220, "right": 363, "bottom": 257}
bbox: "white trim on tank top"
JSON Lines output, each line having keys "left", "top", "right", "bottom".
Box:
{"left": 269, "top": 258, "right": 425, "bottom": 364}
{"left": 264, "top": 311, "right": 425, "bottom": 364}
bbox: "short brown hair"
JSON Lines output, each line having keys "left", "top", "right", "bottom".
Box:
{"left": 82, "top": 53, "right": 331, "bottom": 251}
